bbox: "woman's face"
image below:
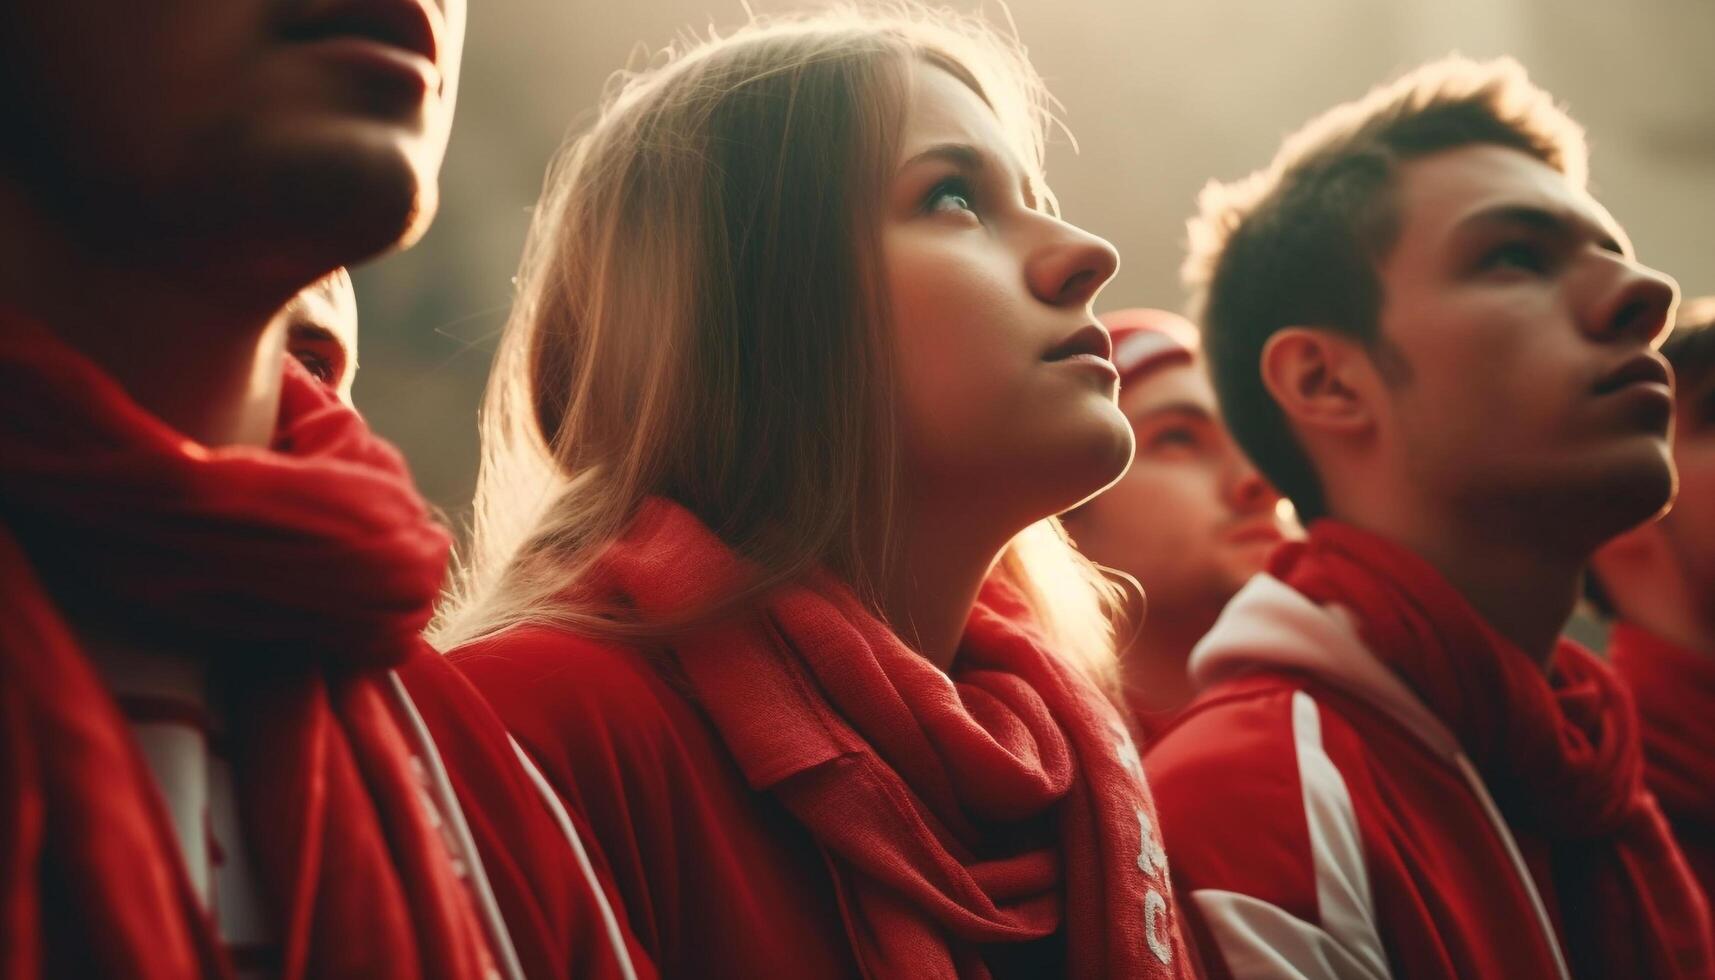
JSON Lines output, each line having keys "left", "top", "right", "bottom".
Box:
{"left": 883, "top": 65, "right": 1130, "bottom": 530}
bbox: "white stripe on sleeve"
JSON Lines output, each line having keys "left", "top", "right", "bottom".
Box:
{"left": 1191, "top": 691, "right": 1391, "bottom": 979}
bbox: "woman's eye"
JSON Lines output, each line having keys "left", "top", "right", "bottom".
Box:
{"left": 1482, "top": 241, "right": 1549, "bottom": 274}
{"left": 924, "top": 178, "right": 977, "bottom": 217}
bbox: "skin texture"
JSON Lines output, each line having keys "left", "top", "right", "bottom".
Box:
{"left": 878, "top": 64, "right": 1128, "bottom": 669}
{"left": 1593, "top": 357, "right": 1715, "bottom": 654}
{"left": 283, "top": 268, "right": 360, "bottom": 405}
{"left": 1266, "top": 144, "right": 1678, "bottom": 663}
{"left": 1066, "top": 359, "right": 1292, "bottom": 709}
{"left": 0, "top": 0, "right": 465, "bottom": 446}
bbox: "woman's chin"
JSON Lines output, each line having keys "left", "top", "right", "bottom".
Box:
{"left": 1048, "top": 409, "right": 1136, "bottom": 512}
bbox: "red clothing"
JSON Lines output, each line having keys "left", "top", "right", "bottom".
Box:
{"left": 454, "top": 627, "right": 865, "bottom": 978}
{"left": 1611, "top": 622, "right": 1715, "bottom": 904}
{"left": 0, "top": 317, "right": 642, "bottom": 979}
{"left": 1144, "top": 522, "right": 1714, "bottom": 979}
{"left": 1122, "top": 693, "right": 1182, "bottom": 746}
{"left": 452, "top": 498, "right": 1192, "bottom": 979}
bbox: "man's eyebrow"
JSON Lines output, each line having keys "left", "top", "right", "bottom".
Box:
{"left": 288, "top": 323, "right": 338, "bottom": 344}
{"left": 1457, "top": 204, "right": 1629, "bottom": 257}
{"left": 1130, "top": 400, "right": 1216, "bottom": 423}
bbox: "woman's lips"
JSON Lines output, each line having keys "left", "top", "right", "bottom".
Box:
{"left": 1051, "top": 352, "right": 1120, "bottom": 382}
{"left": 1042, "top": 322, "right": 1113, "bottom": 363}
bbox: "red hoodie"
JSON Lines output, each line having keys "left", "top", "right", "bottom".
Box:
{"left": 1143, "top": 522, "right": 1714, "bottom": 979}
{"left": 451, "top": 498, "right": 1192, "bottom": 979}
{"left": 1610, "top": 622, "right": 1715, "bottom": 904}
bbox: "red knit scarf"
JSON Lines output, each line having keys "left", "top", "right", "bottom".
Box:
{"left": 0, "top": 317, "right": 495, "bottom": 979}
{"left": 1610, "top": 622, "right": 1715, "bottom": 902}
{"left": 597, "top": 499, "right": 1190, "bottom": 979}
{"left": 1276, "top": 521, "right": 1714, "bottom": 977}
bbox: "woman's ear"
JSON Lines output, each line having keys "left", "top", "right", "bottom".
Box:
{"left": 1258, "top": 327, "right": 1377, "bottom": 441}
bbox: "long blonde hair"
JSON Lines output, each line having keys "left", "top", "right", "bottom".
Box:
{"left": 433, "top": 4, "right": 1125, "bottom": 687}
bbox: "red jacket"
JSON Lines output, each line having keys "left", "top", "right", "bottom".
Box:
{"left": 394, "top": 651, "right": 654, "bottom": 980}
{"left": 1145, "top": 561, "right": 1713, "bottom": 978}
{"left": 1610, "top": 622, "right": 1715, "bottom": 904}
{"left": 452, "top": 627, "right": 873, "bottom": 978}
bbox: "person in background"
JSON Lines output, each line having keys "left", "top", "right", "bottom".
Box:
{"left": 283, "top": 268, "right": 359, "bottom": 405}
{"left": 1064, "top": 307, "right": 1293, "bottom": 741}
{"left": 1142, "top": 55, "right": 1713, "bottom": 977}
{"left": 1589, "top": 295, "right": 1715, "bottom": 903}
{"left": 435, "top": 7, "right": 1191, "bottom": 977}
{"left": 0, "top": 1, "right": 644, "bottom": 975}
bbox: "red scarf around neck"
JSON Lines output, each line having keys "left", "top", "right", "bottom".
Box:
{"left": 0, "top": 317, "right": 494, "bottom": 978}
{"left": 1610, "top": 622, "right": 1715, "bottom": 897}
{"left": 596, "top": 499, "right": 1190, "bottom": 979}
{"left": 1275, "top": 520, "right": 1714, "bottom": 977}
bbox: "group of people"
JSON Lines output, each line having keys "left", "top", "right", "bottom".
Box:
{"left": 1, "top": 0, "right": 1710, "bottom": 977}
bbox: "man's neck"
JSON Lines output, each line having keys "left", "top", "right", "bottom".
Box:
{"left": 1120, "top": 614, "right": 1207, "bottom": 713}
{"left": 0, "top": 183, "right": 293, "bottom": 448}
{"left": 1340, "top": 509, "right": 1583, "bottom": 669}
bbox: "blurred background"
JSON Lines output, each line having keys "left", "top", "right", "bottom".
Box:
{"left": 353, "top": 0, "right": 1715, "bottom": 530}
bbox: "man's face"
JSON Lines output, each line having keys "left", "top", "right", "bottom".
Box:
{"left": 0, "top": 0, "right": 466, "bottom": 276}
{"left": 1590, "top": 351, "right": 1715, "bottom": 627}
{"left": 1068, "top": 360, "right": 1292, "bottom": 625}
{"left": 283, "top": 269, "right": 358, "bottom": 404}
{"left": 1371, "top": 144, "right": 1679, "bottom": 546}
{"left": 1657, "top": 359, "right": 1715, "bottom": 604}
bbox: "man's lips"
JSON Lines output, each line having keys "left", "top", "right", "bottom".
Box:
{"left": 1593, "top": 352, "right": 1673, "bottom": 397}
{"left": 283, "top": 0, "right": 442, "bottom": 74}
{"left": 1226, "top": 518, "right": 1285, "bottom": 547}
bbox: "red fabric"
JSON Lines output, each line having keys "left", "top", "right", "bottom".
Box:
{"left": 1277, "top": 521, "right": 1714, "bottom": 976}
{"left": 1121, "top": 694, "right": 1182, "bottom": 747}
{"left": 1611, "top": 622, "right": 1715, "bottom": 905}
{"left": 0, "top": 318, "right": 495, "bottom": 979}
{"left": 454, "top": 626, "right": 866, "bottom": 978}
{"left": 1149, "top": 668, "right": 1582, "bottom": 978}
{"left": 458, "top": 498, "right": 1191, "bottom": 979}
{"left": 394, "top": 653, "right": 658, "bottom": 980}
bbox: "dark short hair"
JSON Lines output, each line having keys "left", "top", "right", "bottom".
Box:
{"left": 1584, "top": 297, "right": 1715, "bottom": 619}
{"left": 1184, "top": 56, "right": 1588, "bottom": 522}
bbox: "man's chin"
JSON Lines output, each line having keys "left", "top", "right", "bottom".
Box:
{"left": 235, "top": 120, "right": 444, "bottom": 258}
{"left": 1602, "top": 440, "right": 1678, "bottom": 524}
{"left": 1513, "top": 445, "right": 1678, "bottom": 553}
{"left": 387, "top": 183, "right": 439, "bottom": 252}
{"left": 1222, "top": 551, "right": 1277, "bottom": 593}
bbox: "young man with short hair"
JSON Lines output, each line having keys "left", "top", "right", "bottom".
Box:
{"left": 1064, "top": 308, "right": 1292, "bottom": 739}
{"left": 1590, "top": 297, "right": 1715, "bottom": 903}
{"left": 1143, "top": 56, "right": 1713, "bottom": 977}
{"left": 0, "top": 3, "right": 642, "bottom": 976}
{"left": 284, "top": 268, "right": 360, "bottom": 405}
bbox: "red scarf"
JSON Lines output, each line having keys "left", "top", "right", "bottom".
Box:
{"left": 597, "top": 499, "right": 1189, "bottom": 979}
{"left": 1276, "top": 521, "right": 1714, "bottom": 977}
{"left": 0, "top": 318, "right": 495, "bottom": 978}
{"left": 1610, "top": 622, "right": 1715, "bottom": 900}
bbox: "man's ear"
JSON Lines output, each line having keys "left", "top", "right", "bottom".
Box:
{"left": 1259, "top": 327, "right": 1377, "bottom": 441}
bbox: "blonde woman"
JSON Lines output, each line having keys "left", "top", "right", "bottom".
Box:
{"left": 437, "top": 8, "right": 1189, "bottom": 977}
